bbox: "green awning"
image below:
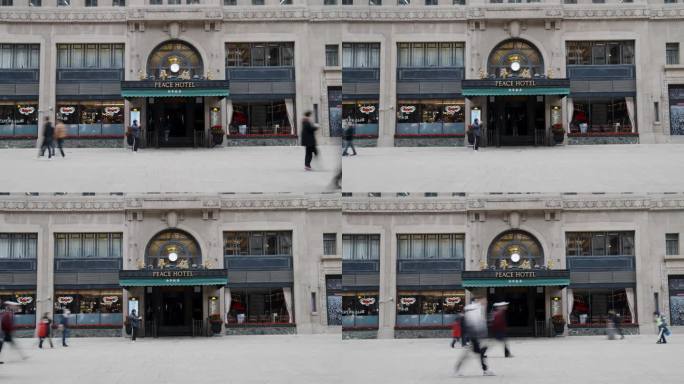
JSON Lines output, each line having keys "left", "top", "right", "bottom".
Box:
{"left": 119, "top": 277, "right": 228, "bottom": 287}
{"left": 121, "top": 89, "right": 229, "bottom": 98}
{"left": 462, "top": 87, "right": 570, "bottom": 97}
{"left": 463, "top": 278, "right": 570, "bottom": 288}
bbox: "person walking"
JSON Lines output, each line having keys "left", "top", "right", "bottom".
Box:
{"left": 471, "top": 118, "right": 482, "bottom": 151}
{"left": 54, "top": 120, "right": 67, "bottom": 157}
{"left": 607, "top": 310, "right": 624, "bottom": 340}
{"left": 491, "top": 302, "right": 513, "bottom": 357}
{"left": 37, "top": 312, "right": 54, "bottom": 349}
{"left": 128, "top": 309, "right": 141, "bottom": 342}
{"left": 0, "top": 301, "right": 28, "bottom": 362}
{"left": 655, "top": 312, "right": 670, "bottom": 344}
{"left": 301, "top": 111, "right": 318, "bottom": 171}
{"left": 454, "top": 297, "right": 494, "bottom": 377}
{"left": 341, "top": 123, "right": 357, "bottom": 156}
{"left": 450, "top": 312, "right": 463, "bottom": 348}
{"left": 39, "top": 117, "right": 55, "bottom": 159}
{"left": 59, "top": 309, "right": 70, "bottom": 347}
{"left": 129, "top": 120, "right": 141, "bottom": 152}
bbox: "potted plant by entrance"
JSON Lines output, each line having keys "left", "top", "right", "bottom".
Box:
{"left": 551, "top": 124, "right": 564, "bottom": 144}
{"left": 209, "top": 314, "right": 223, "bottom": 335}
{"left": 551, "top": 315, "right": 566, "bottom": 335}
{"left": 210, "top": 125, "right": 225, "bottom": 146}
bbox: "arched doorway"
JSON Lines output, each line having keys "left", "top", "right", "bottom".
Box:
{"left": 145, "top": 40, "right": 206, "bottom": 147}
{"left": 486, "top": 230, "right": 546, "bottom": 335}
{"left": 144, "top": 229, "right": 204, "bottom": 336}
{"left": 485, "top": 39, "right": 548, "bottom": 146}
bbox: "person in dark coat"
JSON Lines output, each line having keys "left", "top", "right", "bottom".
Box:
{"left": 301, "top": 111, "right": 318, "bottom": 170}
{"left": 0, "top": 301, "right": 28, "bottom": 362}
{"left": 491, "top": 302, "right": 512, "bottom": 357}
{"left": 471, "top": 118, "right": 481, "bottom": 151}
{"left": 39, "top": 117, "right": 55, "bottom": 158}
{"left": 129, "top": 120, "right": 141, "bottom": 152}
{"left": 128, "top": 309, "right": 142, "bottom": 342}
{"left": 342, "top": 124, "right": 357, "bottom": 156}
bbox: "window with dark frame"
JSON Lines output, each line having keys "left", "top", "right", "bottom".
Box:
{"left": 397, "top": 42, "right": 465, "bottom": 68}
{"left": 223, "top": 231, "right": 293, "bottom": 256}
{"left": 425, "top": 0, "right": 438, "bottom": 4}
{"left": 398, "top": 0, "right": 410, "bottom": 4}
{"left": 325, "top": 45, "right": 339, "bottom": 67}
{"left": 565, "top": 232, "right": 635, "bottom": 257}
{"left": 397, "top": 234, "right": 465, "bottom": 259}
{"left": 666, "top": 43, "right": 680, "bottom": 65}
{"left": 54, "top": 233, "right": 122, "bottom": 259}
{"left": 325, "top": 276, "right": 342, "bottom": 326}
{"left": 225, "top": 42, "right": 294, "bottom": 67}
{"left": 280, "top": 0, "right": 293, "bottom": 4}
{"left": 0, "top": 234, "right": 38, "bottom": 259}
{"left": 187, "top": 0, "right": 200, "bottom": 3}
{"left": 453, "top": 0, "right": 465, "bottom": 4}
{"left": 323, "top": 234, "right": 337, "bottom": 255}
{"left": 369, "top": 0, "right": 381, "bottom": 4}
{"left": 342, "top": 234, "right": 380, "bottom": 260}
{"left": 85, "top": 0, "right": 97, "bottom": 6}
{"left": 112, "top": 0, "right": 125, "bottom": 5}
{"left": 655, "top": 102, "right": 660, "bottom": 122}
{"left": 227, "top": 288, "right": 291, "bottom": 324}
{"left": 150, "top": 0, "right": 162, "bottom": 4}
{"left": 570, "top": 288, "right": 635, "bottom": 325}
{"left": 342, "top": 292, "right": 379, "bottom": 327}
{"left": 167, "top": 0, "right": 181, "bottom": 4}
{"left": 56, "top": 44, "right": 124, "bottom": 69}
{"left": 324, "top": 0, "right": 337, "bottom": 3}
{"left": 566, "top": 41, "right": 634, "bottom": 66}
{"left": 666, "top": 234, "right": 680, "bottom": 256}
{"left": 30, "top": 0, "right": 41, "bottom": 5}
{"left": 224, "top": 0, "right": 236, "bottom": 4}
{"left": 396, "top": 291, "right": 466, "bottom": 327}
{"left": 342, "top": 43, "right": 380, "bottom": 68}
{"left": 0, "top": 44, "right": 40, "bottom": 69}
{"left": 342, "top": 0, "right": 353, "bottom": 3}
{"left": 0, "top": 0, "right": 13, "bottom": 6}
{"left": 252, "top": 0, "right": 264, "bottom": 4}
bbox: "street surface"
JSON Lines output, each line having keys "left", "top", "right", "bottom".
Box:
{"left": 0, "top": 334, "right": 680, "bottom": 383}
{"left": 0, "top": 147, "right": 340, "bottom": 193}
{"left": 342, "top": 144, "right": 684, "bottom": 192}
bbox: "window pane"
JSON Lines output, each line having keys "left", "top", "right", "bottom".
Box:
{"left": 11, "top": 234, "right": 26, "bottom": 259}
{"left": 57, "top": 45, "right": 69, "bottom": 68}
{"left": 342, "top": 44, "right": 353, "bottom": 68}
{"left": 85, "top": 44, "right": 98, "bottom": 68}
{"left": 71, "top": 44, "right": 84, "bottom": 68}
{"left": 425, "top": 43, "right": 439, "bottom": 67}
{"left": 110, "top": 234, "right": 122, "bottom": 258}
{"left": 342, "top": 235, "right": 352, "bottom": 260}
{"left": 83, "top": 234, "right": 97, "bottom": 257}
{"left": 14, "top": 45, "right": 28, "bottom": 69}
{"left": 30, "top": 46, "right": 39, "bottom": 68}
{"left": 354, "top": 44, "right": 368, "bottom": 68}
{"left": 621, "top": 233, "right": 634, "bottom": 256}
{"left": 425, "top": 235, "right": 438, "bottom": 259}
{"left": 113, "top": 45, "right": 124, "bottom": 68}
{"left": 55, "top": 234, "right": 67, "bottom": 258}
{"left": 354, "top": 235, "right": 369, "bottom": 260}
{"left": 68, "top": 234, "right": 82, "bottom": 257}
{"left": 591, "top": 233, "right": 606, "bottom": 256}
{"left": 0, "top": 234, "right": 10, "bottom": 259}
{"left": 410, "top": 235, "right": 424, "bottom": 258}
{"left": 411, "top": 43, "right": 424, "bottom": 67}
{"left": 264, "top": 232, "right": 278, "bottom": 255}
{"left": 439, "top": 43, "right": 453, "bottom": 67}
{"left": 398, "top": 235, "right": 409, "bottom": 259}
{"left": 606, "top": 233, "right": 620, "bottom": 256}
{"left": 249, "top": 232, "right": 264, "bottom": 255}
{"left": 97, "top": 234, "right": 109, "bottom": 257}
{"left": 99, "top": 44, "right": 112, "bottom": 68}
{"left": 278, "top": 232, "right": 292, "bottom": 256}
{"left": 592, "top": 43, "right": 606, "bottom": 65}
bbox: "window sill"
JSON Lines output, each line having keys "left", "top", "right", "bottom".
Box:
{"left": 324, "top": 66, "right": 342, "bottom": 72}
{"left": 321, "top": 254, "right": 342, "bottom": 261}
{"left": 227, "top": 134, "right": 297, "bottom": 138}
{"left": 568, "top": 323, "right": 639, "bottom": 328}
{"left": 342, "top": 326, "right": 379, "bottom": 331}
{"left": 665, "top": 254, "right": 684, "bottom": 260}
{"left": 394, "top": 134, "right": 465, "bottom": 138}
{"left": 567, "top": 132, "right": 638, "bottom": 137}
{"left": 226, "top": 323, "right": 296, "bottom": 328}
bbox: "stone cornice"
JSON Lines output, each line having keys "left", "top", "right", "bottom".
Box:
{"left": 1, "top": 6, "right": 683, "bottom": 23}
{"left": 0, "top": 194, "right": 342, "bottom": 212}
{"left": 342, "top": 195, "right": 684, "bottom": 213}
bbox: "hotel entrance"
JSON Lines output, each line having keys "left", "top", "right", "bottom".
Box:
{"left": 487, "top": 95, "right": 546, "bottom": 146}
{"left": 487, "top": 286, "right": 546, "bottom": 336}
{"left": 145, "top": 286, "right": 203, "bottom": 336}
{"left": 146, "top": 97, "right": 205, "bottom": 148}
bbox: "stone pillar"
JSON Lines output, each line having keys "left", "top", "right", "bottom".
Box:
{"left": 377, "top": 35, "right": 395, "bottom": 147}
{"left": 377, "top": 229, "right": 395, "bottom": 339}
{"left": 35, "top": 225, "right": 54, "bottom": 325}
{"left": 37, "top": 34, "right": 56, "bottom": 151}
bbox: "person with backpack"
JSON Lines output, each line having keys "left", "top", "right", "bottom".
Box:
{"left": 38, "top": 312, "right": 54, "bottom": 348}
{"left": 127, "top": 309, "right": 142, "bottom": 342}
{"left": 128, "top": 120, "right": 141, "bottom": 152}
{"left": 655, "top": 312, "right": 670, "bottom": 344}
{"left": 54, "top": 120, "right": 67, "bottom": 157}
{"left": 59, "top": 309, "right": 70, "bottom": 347}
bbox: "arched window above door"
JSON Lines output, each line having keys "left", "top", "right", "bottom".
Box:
{"left": 487, "top": 39, "right": 544, "bottom": 79}
{"left": 145, "top": 229, "right": 202, "bottom": 269}
{"left": 146, "top": 40, "right": 204, "bottom": 80}
{"left": 487, "top": 230, "right": 544, "bottom": 269}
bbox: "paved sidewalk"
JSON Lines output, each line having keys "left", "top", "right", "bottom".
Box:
{"left": 342, "top": 144, "right": 684, "bottom": 192}
{"left": 0, "top": 335, "right": 341, "bottom": 384}
{"left": 341, "top": 335, "right": 681, "bottom": 383}
{"left": 0, "top": 147, "right": 340, "bottom": 193}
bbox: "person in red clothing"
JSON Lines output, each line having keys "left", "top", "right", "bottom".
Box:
{"left": 491, "top": 302, "right": 512, "bottom": 358}
{"left": 450, "top": 313, "right": 463, "bottom": 348}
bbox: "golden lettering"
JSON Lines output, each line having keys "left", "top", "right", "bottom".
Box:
{"left": 153, "top": 82, "right": 197, "bottom": 89}
{"left": 494, "top": 80, "right": 536, "bottom": 87}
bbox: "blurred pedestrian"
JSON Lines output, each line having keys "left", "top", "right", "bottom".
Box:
{"left": 654, "top": 312, "right": 670, "bottom": 344}
{"left": 342, "top": 123, "right": 357, "bottom": 156}
{"left": 450, "top": 312, "right": 462, "bottom": 348}
{"left": 607, "top": 310, "right": 624, "bottom": 340}
{"left": 54, "top": 119, "right": 67, "bottom": 157}
{"left": 454, "top": 297, "right": 494, "bottom": 377}
{"left": 39, "top": 116, "right": 55, "bottom": 159}
{"left": 59, "top": 309, "right": 70, "bottom": 347}
{"left": 37, "top": 312, "right": 54, "bottom": 349}
{"left": 0, "top": 301, "right": 28, "bottom": 362}
{"left": 129, "top": 120, "right": 141, "bottom": 152}
{"left": 471, "top": 119, "right": 481, "bottom": 151}
{"left": 491, "top": 302, "right": 512, "bottom": 357}
{"left": 128, "top": 310, "right": 141, "bottom": 342}
{"left": 301, "top": 111, "right": 318, "bottom": 171}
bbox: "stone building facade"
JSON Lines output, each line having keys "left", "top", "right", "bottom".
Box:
{"left": 1, "top": 1, "right": 683, "bottom": 148}
{"left": 341, "top": 193, "right": 684, "bottom": 338}
{"left": 0, "top": 193, "right": 342, "bottom": 337}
